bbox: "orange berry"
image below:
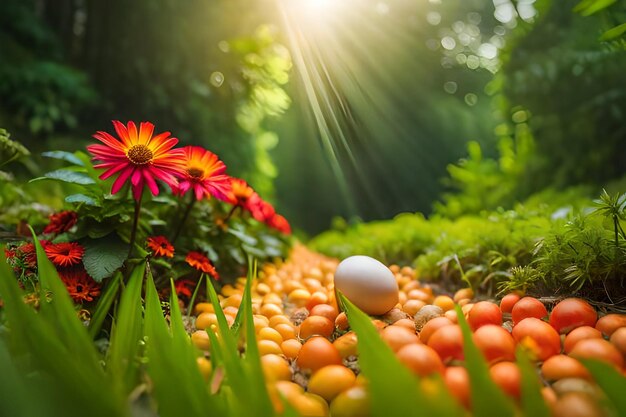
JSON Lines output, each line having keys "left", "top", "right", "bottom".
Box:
{"left": 419, "top": 316, "right": 454, "bottom": 345}
{"left": 269, "top": 314, "right": 291, "bottom": 328}
{"left": 261, "top": 354, "right": 292, "bottom": 381}
{"left": 333, "top": 331, "right": 358, "bottom": 358}
{"left": 335, "top": 312, "right": 349, "bottom": 331}
{"left": 196, "top": 357, "right": 212, "bottom": 381}
{"left": 489, "top": 361, "right": 521, "bottom": 400}
{"left": 191, "top": 330, "right": 211, "bottom": 351}
{"left": 541, "top": 355, "right": 591, "bottom": 381}
{"left": 433, "top": 295, "right": 455, "bottom": 312}
{"left": 453, "top": 288, "right": 474, "bottom": 303}
{"left": 259, "top": 327, "right": 284, "bottom": 345}
{"left": 309, "top": 303, "right": 339, "bottom": 322}
{"left": 308, "top": 365, "right": 356, "bottom": 402}
{"left": 299, "top": 316, "right": 335, "bottom": 339}
{"left": 380, "top": 325, "right": 420, "bottom": 352}
{"left": 258, "top": 339, "right": 283, "bottom": 356}
{"left": 281, "top": 339, "right": 302, "bottom": 359}
{"left": 397, "top": 343, "right": 444, "bottom": 376}
{"left": 297, "top": 336, "right": 342, "bottom": 372}
{"left": 260, "top": 303, "right": 283, "bottom": 318}
{"left": 402, "top": 299, "right": 426, "bottom": 316}
{"left": 274, "top": 323, "right": 297, "bottom": 340}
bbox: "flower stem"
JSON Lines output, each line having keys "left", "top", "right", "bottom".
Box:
{"left": 223, "top": 205, "right": 240, "bottom": 223}
{"left": 128, "top": 194, "right": 143, "bottom": 258}
{"left": 171, "top": 194, "right": 196, "bottom": 245}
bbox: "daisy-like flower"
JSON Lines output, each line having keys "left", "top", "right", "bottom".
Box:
{"left": 185, "top": 251, "right": 219, "bottom": 280}
{"left": 59, "top": 268, "right": 101, "bottom": 303}
{"left": 87, "top": 121, "right": 186, "bottom": 200}
{"left": 43, "top": 210, "right": 78, "bottom": 235}
{"left": 175, "top": 146, "right": 232, "bottom": 201}
{"left": 146, "top": 236, "right": 175, "bottom": 258}
{"left": 44, "top": 242, "right": 85, "bottom": 267}
{"left": 268, "top": 214, "right": 292, "bottom": 235}
{"left": 227, "top": 177, "right": 255, "bottom": 206}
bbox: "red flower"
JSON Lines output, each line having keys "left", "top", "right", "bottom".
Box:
{"left": 44, "top": 242, "right": 85, "bottom": 267}
{"left": 175, "top": 146, "right": 232, "bottom": 201}
{"left": 43, "top": 211, "right": 78, "bottom": 234}
{"left": 248, "top": 195, "right": 276, "bottom": 223}
{"left": 146, "top": 236, "right": 175, "bottom": 258}
{"left": 87, "top": 121, "right": 186, "bottom": 200}
{"left": 185, "top": 251, "right": 219, "bottom": 279}
{"left": 173, "top": 279, "right": 196, "bottom": 299}
{"left": 16, "top": 243, "right": 38, "bottom": 269}
{"left": 268, "top": 214, "right": 291, "bottom": 235}
{"left": 59, "top": 268, "right": 101, "bottom": 303}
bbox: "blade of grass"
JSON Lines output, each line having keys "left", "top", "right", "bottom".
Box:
{"left": 88, "top": 270, "right": 122, "bottom": 338}
{"left": 169, "top": 278, "right": 225, "bottom": 414}
{"left": 581, "top": 359, "right": 626, "bottom": 415}
{"left": 0, "top": 244, "right": 128, "bottom": 417}
{"left": 455, "top": 305, "right": 515, "bottom": 417}
{"left": 205, "top": 274, "right": 259, "bottom": 415}
{"left": 185, "top": 273, "right": 204, "bottom": 322}
{"left": 143, "top": 268, "right": 223, "bottom": 416}
{"left": 240, "top": 258, "right": 274, "bottom": 417}
{"left": 0, "top": 337, "right": 54, "bottom": 417}
{"left": 517, "top": 348, "right": 550, "bottom": 417}
{"left": 106, "top": 263, "right": 145, "bottom": 395}
{"left": 338, "top": 292, "right": 451, "bottom": 417}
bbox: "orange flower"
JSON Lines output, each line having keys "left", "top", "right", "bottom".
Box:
{"left": 43, "top": 211, "right": 78, "bottom": 234}
{"left": 146, "top": 236, "right": 174, "bottom": 258}
{"left": 227, "top": 177, "right": 255, "bottom": 206}
{"left": 59, "top": 268, "right": 101, "bottom": 303}
{"left": 87, "top": 121, "right": 186, "bottom": 200}
{"left": 185, "top": 251, "right": 219, "bottom": 279}
{"left": 44, "top": 242, "right": 84, "bottom": 267}
{"left": 175, "top": 146, "right": 232, "bottom": 201}
{"left": 268, "top": 214, "right": 291, "bottom": 235}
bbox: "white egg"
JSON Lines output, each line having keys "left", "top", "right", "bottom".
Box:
{"left": 334, "top": 255, "right": 399, "bottom": 315}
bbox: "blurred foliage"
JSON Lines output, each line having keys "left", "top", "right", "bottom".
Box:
{"left": 0, "top": 0, "right": 96, "bottom": 135}
{"left": 433, "top": 108, "right": 535, "bottom": 218}
{"left": 491, "top": 0, "right": 626, "bottom": 192}
{"left": 0, "top": 0, "right": 291, "bottom": 203}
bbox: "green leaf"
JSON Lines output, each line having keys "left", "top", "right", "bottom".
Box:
{"left": 42, "top": 151, "right": 85, "bottom": 166}
{"left": 574, "top": 0, "right": 617, "bottom": 15}
{"left": 31, "top": 169, "right": 96, "bottom": 185}
{"left": 600, "top": 23, "right": 626, "bottom": 41}
{"left": 107, "top": 263, "right": 145, "bottom": 395}
{"left": 240, "top": 258, "right": 274, "bottom": 417}
{"left": 66, "top": 193, "right": 99, "bottom": 206}
{"left": 228, "top": 227, "right": 258, "bottom": 245}
{"left": 581, "top": 359, "right": 626, "bottom": 414}
{"left": 517, "top": 348, "right": 550, "bottom": 417}
{"left": 88, "top": 271, "right": 122, "bottom": 338}
{"left": 82, "top": 235, "right": 128, "bottom": 282}
{"left": 456, "top": 305, "right": 516, "bottom": 417}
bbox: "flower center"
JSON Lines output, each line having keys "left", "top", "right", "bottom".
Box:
{"left": 187, "top": 167, "right": 204, "bottom": 179}
{"left": 127, "top": 145, "right": 154, "bottom": 165}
